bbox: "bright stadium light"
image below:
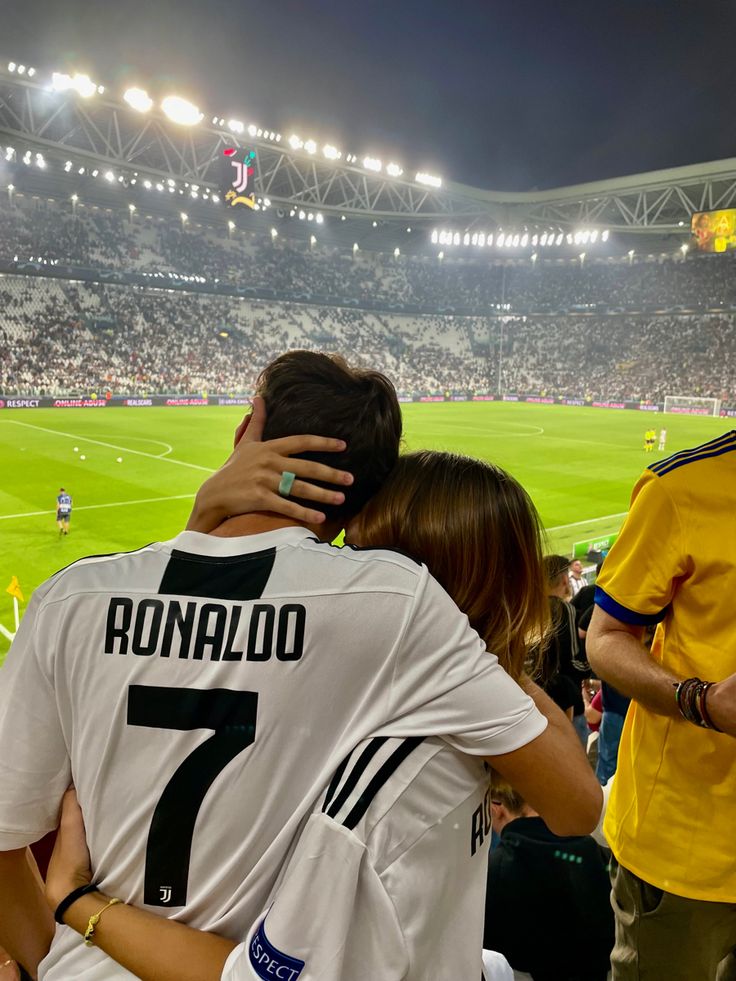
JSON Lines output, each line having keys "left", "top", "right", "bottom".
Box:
{"left": 602, "top": 229, "right": 610, "bottom": 242}
{"left": 304, "top": 139, "right": 317, "bottom": 154}
{"left": 228, "top": 219, "right": 235, "bottom": 230}
{"left": 591, "top": 229, "right": 599, "bottom": 243}
{"left": 316, "top": 213, "right": 324, "bottom": 224}
{"left": 180, "top": 212, "right": 188, "bottom": 222}
{"left": 373, "top": 220, "right": 378, "bottom": 228}
{"left": 298, "top": 210, "right": 306, "bottom": 220}
{"left": 386, "top": 163, "right": 403, "bottom": 177}
{"left": 270, "top": 227, "right": 277, "bottom": 239}
{"left": 478, "top": 233, "right": 486, "bottom": 247}
{"left": 431, "top": 229, "right": 438, "bottom": 244}
{"left": 487, "top": 234, "right": 493, "bottom": 246}
{"left": 7, "top": 62, "right": 16, "bottom": 72}
{"left": 415, "top": 172, "right": 442, "bottom": 188}
{"left": 531, "top": 252, "right": 538, "bottom": 264}
{"left": 64, "top": 160, "right": 72, "bottom": 172}
{"left": 566, "top": 233, "right": 573, "bottom": 245}
{"left": 556, "top": 233, "right": 564, "bottom": 246}
{"left": 341, "top": 214, "right": 346, "bottom": 220}
{"left": 104, "top": 170, "right": 115, "bottom": 182}
{"left": 497, "top": 233, "right": 505, "bottom": 247}
{"left": 78, "top": 166, "right": 86, "bottom": 175}
{"left": 323, "top": 145, "right": 341, "bottom": 160}
{"left": 248, "top": 124, "right": 257, "bottom": 137}
{"left": 307, "top": 212, "right": 314, "bottom": 221}
{"left": 52, "top": 72, "right": 97, "bottom": 97}
{"left": 310, "top": 234, "right": 317, "bottom": 245}
{"left": 71, "top": 193, "right": 78, "bottom": 202}
{"left": 17, "top": 65, "right": 26, "bottom": 75}
{"left": 161, "top": 95, "right": 203, "bottom": 126}
{"left": 128, "top": 203, "right": 136, "bottom": 213}
{"left": 353, "top": 242, "right": 359, "bottom": 253}
{"left": 363, "top": 156, "right": 382, "bottom": 172}
{"left": 463, "top": 233, "right": 470, "bottom": 246}
{"left": 27, "top": 67, "right": 35, "bottom": 77}
{"left": 453, "top": 232, "right": 460, "bottom": 245}
{"left": 394, "top": 247, "right": 400, "bottom": 257}
{"left": 680, "top": 243, "right": 689, "bottom": 255}
{"left": 521, "top": 233, "right": 529, "bottom": 247}
{"left": 438, "top": 251, "right": 444, "bottom": 260}
{"left": 228, "top": 119, "right": 244, "bottom": 134}
{"left": 289, "top": 134, "right": 304, "bottom": 150}
{"left": 123, "top": 87, "right": 153, "bottom": 113}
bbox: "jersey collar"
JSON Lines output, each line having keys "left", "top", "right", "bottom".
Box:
{"left": 165, "top": 527, "right": 315, "bottom": 557}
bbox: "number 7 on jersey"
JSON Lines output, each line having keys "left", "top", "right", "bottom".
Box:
{"left": 127, "top": 685, "right": 258, "bottom": 907}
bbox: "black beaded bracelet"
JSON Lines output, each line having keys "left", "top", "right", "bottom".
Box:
{"left": 54, "top": 883, "right": 99, "bottom": 924}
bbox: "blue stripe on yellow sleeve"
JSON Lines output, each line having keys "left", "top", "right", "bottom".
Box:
{"left": 594, "top": 586, "right": 668, "bottom": 626}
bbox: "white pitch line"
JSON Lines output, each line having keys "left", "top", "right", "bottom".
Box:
{"left": 0, "top": 493, "right": 195, "bottom": 521}
{"left": 547, "top": 511, "right": 628, "bottom": 533}
{"left": 2, "top": 420, "right": 214, "bottom": 473}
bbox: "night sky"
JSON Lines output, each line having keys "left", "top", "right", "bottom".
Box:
{"left": 3, "top": 0, "right": 736, "bottom": 191}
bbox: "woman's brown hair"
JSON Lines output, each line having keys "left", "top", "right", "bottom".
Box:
{"left": 352, "top": 451, "right": 549, "bottom": 681}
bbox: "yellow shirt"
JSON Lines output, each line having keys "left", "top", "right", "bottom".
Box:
{"left": 596, "top": 431, "right": 736, "bottom": 901}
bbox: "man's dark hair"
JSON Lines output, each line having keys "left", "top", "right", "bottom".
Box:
{"left": 257, "top": 350, "right": 402, "bottom": 522}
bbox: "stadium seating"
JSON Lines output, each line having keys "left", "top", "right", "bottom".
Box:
{"left": 1, "top": 193, "right": 736, "bottom": 400}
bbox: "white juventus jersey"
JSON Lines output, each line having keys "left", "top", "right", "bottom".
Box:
{"left": 221, "top": 737, "right": 494, "bottom": 981}
{"left": 0, "top": 527, "right": 545, "bottom": 981}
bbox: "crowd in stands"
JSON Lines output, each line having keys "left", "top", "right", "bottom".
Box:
{"left": 2, "top": 272, "right": 735, "bottom": 402}
{"left": 4, "top": 194, "right": 736, "bottom": 317}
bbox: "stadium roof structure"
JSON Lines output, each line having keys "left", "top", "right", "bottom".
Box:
{"left": 0, "top": 63, "right": 733, "bottom": 240}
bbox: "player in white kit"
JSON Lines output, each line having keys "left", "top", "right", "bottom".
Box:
{"left": 0, "top": 354, "right": 600, "bottom": 981}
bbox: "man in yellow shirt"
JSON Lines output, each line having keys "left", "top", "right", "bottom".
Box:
{"left": 588, "top": 431, "right": 736, "bottom": 980}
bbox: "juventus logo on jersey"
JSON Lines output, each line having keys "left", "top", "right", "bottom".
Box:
{"left": 159, "top": 886, "right": 172, "bottom": 903}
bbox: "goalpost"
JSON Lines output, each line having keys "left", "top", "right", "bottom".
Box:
{"left": 663, "top": 395, "right": 722, "bottom": 417}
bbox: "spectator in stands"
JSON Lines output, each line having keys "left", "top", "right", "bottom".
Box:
{"left": 484, "top": 782, "right": 614, "bottom": 981}
{"left": 588, "top": 432, "right": 736, "bottom": 980}
{"left": 568, "top": 558, "right": 586, "bottom": 596}
{"left": 533, "top": 555, "right": 590, "bottom": 745}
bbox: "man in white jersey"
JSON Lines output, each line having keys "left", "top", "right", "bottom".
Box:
{"left": 0, "top": 352, "right": 600, "bottom": 981}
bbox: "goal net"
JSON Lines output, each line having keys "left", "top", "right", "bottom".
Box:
{"left": 663, "top": 395, "right": 721, "bottom": 417}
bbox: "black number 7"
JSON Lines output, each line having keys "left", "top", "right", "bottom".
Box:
{"left": 127, "top": 685, "right": 258, "bottom": 907}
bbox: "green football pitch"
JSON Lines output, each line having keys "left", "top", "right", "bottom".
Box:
{"left": 0, "top": 402, "right": 729, "bottom": 659}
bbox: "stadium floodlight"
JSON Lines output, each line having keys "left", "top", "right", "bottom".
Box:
{"left": 7, "top": 184, "right": 14, "bottom": 192}
{"left": 305, "top": 140, "right": 317, "bottom": 154}
{"left": 161, "top": 95, "right": 203, "bottom": 126}
{"left": 180, "top": 212, "right": 188, "bottom": 222}
{"left": 680, "top": 243, "right": 688, "bottom": 255}
{"left": 71, "top": 193, "right": 78, "bottom": 202}
{"left": 104, "top": 170, "right": 115, "bottom": 182}
{"left": 307, "top": 212, "right": 314, "bottom": 221}
{"left": 64, "top": 160, "right": 72, "bottom": 172}
{"left": 270, "top": 227, "right": 277, "bottom": 239}
{"left": 91, "top": 169, "right": 99, "bottom": 177}
{"left": 316, "top": 213, "right": 324, "bottom": 224}
{"left": 353, "top": 242, "right": 359, "bottom": 252}
{"left": 123, "top": 87, "right": 153, "bottom": 113}
{"left": 298, "top": 210, "right": 306, "bottom": 220}
{"left": 566, "top": 233, "right": 573, "bottom": 244}
{"left": 478, "top": 233, "right": 486, "bottom": 247}
{"left": 590, "top": 230, "right": 599, "bottom": 243}
{"left": 228, "top": 119, "right": 244, "bottom": 134}
{"left": 79, "top": 166, "right": 86, "bottom": 175}
{"left": 27, "top": 67, "right": 35, "bottom": 77}
{"left": 289, "top": 134, "right": 304, "bottom": 150}
{"left": 415, "top": 172, "right": 442, "bottom": 188}
{"left": 438, "top": 251, "right": 444, "bottom": 260}
{"left": 463, "top": 233, "right": 470, "bottom": 246}
{"left": 128, "top": 203, "right": 136, "bottom": 213}
{"left": 143, "top": 179, "right": 152, "bottom": 189}
{"left": 341, "top": 214, "right": 346, "bottom": 221}
{"left": 228, "top": 219, "right": 236, "bottom": 230}
{"left": 7, "top": 62, "right": 16, "bottom": 72}
{"left": 602, "top": 229, "right": 610, "bottom": 242}
{"left": 531, "top": 234, "right": 538, "bottom": 247}
{"left": 556, "top": 233, "right": 564, "bottom": 246}
{"left": 257, "top": 128, "right": 263, "bottom": 137}
{"left": 51, "top": 72, "right": 97, "bottom": 98}
{"left": 531, "top": 252, "right": 538, "bottom": 263}
{"left": 488, "top": 234, "right": 493, "bottom": 246}
{"left": 394, "top": 247, "right": 400, "bottom": 257}
{"left": 453, "top": 232, "right": 460, "bottom": 245}
{"left": 310, "top": 234, "right": 317, "bottom": 245}
{"left": 17, "top": 65, "right": 26, "bottom": 75}
{"left": 497, "top": 233, "right": 505, "bottom": 247}
{"left": 363, "top": 156, "right": 382, "bottom": 172}
{"left": 431, "top": 230, "right": 438, "bottom": 244}
{"left": 406, "top": 227, "right": 411, "bottom": 233}
{"left": 521, "top": 233, "right": 529, "bottom": 247}
{"left": 247, "top": 124, "right": 257, "bottom": 137}
{"left": 323, "top": 144, "right": 341, "bottom": 160}
{"left": 512, "top": 234, "right": 520, "bottom": 247}
{"left": 373, "top": 220, "right": 378, "bottom": 228}
{"left": 387, "top": 163, "right": 403, "bottom": 177}
{"left": 156, "top": 183, "right": 164, "bottom": 191}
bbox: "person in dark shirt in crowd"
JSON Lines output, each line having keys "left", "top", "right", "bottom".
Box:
{"left": 484, "top": 783, "right": 614, "bottom": 981}
{"left": 533, "top": 555, "right": 590, "bottom": 744}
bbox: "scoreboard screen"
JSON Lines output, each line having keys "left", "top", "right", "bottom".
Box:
{"left": 691, "top": 209, "right": 736, "bottom": 253}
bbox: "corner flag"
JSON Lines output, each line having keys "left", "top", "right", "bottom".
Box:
{"left": 6, "top": 576, "right": 24, "bottom": 603}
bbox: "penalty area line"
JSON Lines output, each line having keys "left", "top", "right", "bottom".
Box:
{"left": 546, "top": 511, "right": 628, "bottom": 533}
{"left": 0, "top": 494, "right": 195, "bottom": 521}
{"left": 2, "top": 420, "right": 214, "bottom": 473}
